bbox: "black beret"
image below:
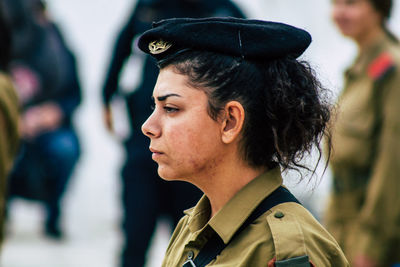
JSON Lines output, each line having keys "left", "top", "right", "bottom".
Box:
{"left": 137, "top": 17, "right": 312, "bottom": 62}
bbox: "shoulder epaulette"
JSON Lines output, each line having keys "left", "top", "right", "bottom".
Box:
{"left": 267, "top": 209, "right": 312, "bottom": 266}
{"left": 367, "top": 52, "right": 395, "bottom": 81}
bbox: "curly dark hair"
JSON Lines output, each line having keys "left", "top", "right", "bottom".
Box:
{"left": 159, "top": 50, "right": 332, "bottom": 175}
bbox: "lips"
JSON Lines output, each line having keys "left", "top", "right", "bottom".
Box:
{"left": 150, "top": 147, "right": 164, "bottom": 160}
{"left": 150, "top": 147, "right": 163, "bottom": 154}
{"left": 334, "top": 18, "right": 351, "bottom": 30}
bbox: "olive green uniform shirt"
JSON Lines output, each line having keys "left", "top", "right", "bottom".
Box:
{"left": 162, "top": 168, "right": 348, "bottom": 266}
{"left": 0, "top": 72, "right": 20, "bottom": 247}
{"left": 326, "top": 34, "right": 400, "bottom": 265}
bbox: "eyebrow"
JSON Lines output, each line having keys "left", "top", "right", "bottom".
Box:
{"left": 153, "top": 93, "right": 182, "bottom": 101}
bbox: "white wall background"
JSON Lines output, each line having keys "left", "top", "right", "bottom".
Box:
{"left": 1, "top": 1, "right": 399, "bottom": 266}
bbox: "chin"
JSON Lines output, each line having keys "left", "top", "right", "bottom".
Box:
{"left": 341, "top": 31, "right": 355, "bottom": 38}
{"left": 337, "top": 26, "right": 356, "bottom": 38}
{"left": 157, "top": 166, "right": 190, "bottom": 183}
{"left": 157, "top": 167, "right": 179, "bottom": 181}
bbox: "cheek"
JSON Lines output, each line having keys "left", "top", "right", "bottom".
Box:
{"left": 165, "top": 119, "right": 221, "bottom": 171}
{"left": 172, "top": 126, "right": 214, "bottom": 161}
{"left": 352, "top": 10, "right": 366, "bottom": 25}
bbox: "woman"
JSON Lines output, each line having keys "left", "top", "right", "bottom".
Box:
{"left": 327, "top": 0, "right": 400, "bottom": 266}
{"left": 139, "top": 17, "right": 349, "bottom": 266}
{"left": 101, "top": 1, "right": 244, "bottom": 265}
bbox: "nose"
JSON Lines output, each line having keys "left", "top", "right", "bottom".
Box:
{"left": 141, "top": 112, "right": 161, "bottom": 138}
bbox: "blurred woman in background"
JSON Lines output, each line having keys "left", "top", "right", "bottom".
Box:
{"left": 327, "top": 0, "right": 400, "bottom": 266}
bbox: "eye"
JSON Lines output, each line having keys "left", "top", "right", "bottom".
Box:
{"left": 163, "top": 106, "right": 179, "bottom": 113}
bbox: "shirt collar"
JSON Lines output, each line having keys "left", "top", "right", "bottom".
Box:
{"left": 347, "top": 33, "right": 392, "bottom": 77}
{"left": 185, "top": 167, "right": 283, "bottom": 244}
{"left": 184, "top": 195, "right": 211, "bottom": 233}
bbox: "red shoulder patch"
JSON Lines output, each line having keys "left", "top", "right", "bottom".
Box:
{"left": 367, "top": 52, "right": 395, "bottom": 80}
{"left": 268, "top": 257, "right": 276, "bottom": 267}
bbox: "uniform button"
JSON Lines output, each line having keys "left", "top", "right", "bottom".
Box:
{"left": 274, "top": 211, "right": 285, "bottom": 219}
{"left": 187, "top": 250, "right": 194, "bottom": 259}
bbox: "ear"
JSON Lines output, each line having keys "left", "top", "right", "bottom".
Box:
{"left": 220, "top": 101, "right": 245, "bottom": 144}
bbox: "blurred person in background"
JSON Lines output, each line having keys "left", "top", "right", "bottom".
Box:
{"left": 326, "top": 0, "right": 400, "bottom": 266}
{"left": 2, "top": 0, "right": 81, "bottom": 239}
{"left": 101, "top": 0, "right": 245, "bottom": 266}
{"left": 0, "top": 0, "right": 20, "bottom": 248}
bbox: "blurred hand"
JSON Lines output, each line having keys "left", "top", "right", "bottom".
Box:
{"left": 21, "top": 107, "right": 42, "bottom": 139}
{"left": 21, "top": 102, "right": 63, "bottom": 139}
{"left": 39, "top": 102, "right": 63, "bottom": 130}
{"left": 354, "top": 255, "right": 378, "bottom": 267}
{"left": 103, "top": 105, "right": 114, "bottom": 133}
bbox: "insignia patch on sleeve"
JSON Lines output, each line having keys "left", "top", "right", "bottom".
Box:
{"left": 367, "top": 52, "right": 395, "bottom": 81}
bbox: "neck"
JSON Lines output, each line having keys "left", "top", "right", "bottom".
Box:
{"left": 355, "top": 26, "right": 385, "bottom": 53}
{"left": 192, "top": 149, "right": 266, "bottom": 219}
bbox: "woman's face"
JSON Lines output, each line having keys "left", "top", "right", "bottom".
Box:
{"left": 142, "top": 66, "right": 225, "bottom": 182}
{"left": 331, "top": 0, "right": 382, "bottom": 40}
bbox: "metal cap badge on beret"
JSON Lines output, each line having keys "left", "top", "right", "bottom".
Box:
{"left": 138, "top": 17, "right": 312, "bottom": 62}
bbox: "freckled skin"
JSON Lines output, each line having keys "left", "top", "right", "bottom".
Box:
{"left": 142, "top": 66, "right": 226, "bottom": 185}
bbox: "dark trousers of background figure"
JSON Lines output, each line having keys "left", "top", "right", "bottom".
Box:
{"left": 7, "top": 127, "right": 80, "bottom": 235}
{"left": 120, "top": 137, "right": 202, "bottom": 267}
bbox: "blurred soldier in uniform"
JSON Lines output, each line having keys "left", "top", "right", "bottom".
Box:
{"left": 327, "top": 0, "right": 400, "bottom": 266}
{"left": 0, "top": 0, "right": 20, "bottom": 248}
{"left": 101, "top": 0, "right": 245, "bottom": 266}
{"left": 3, "top": 0, "right": 81, "bottom": 239}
